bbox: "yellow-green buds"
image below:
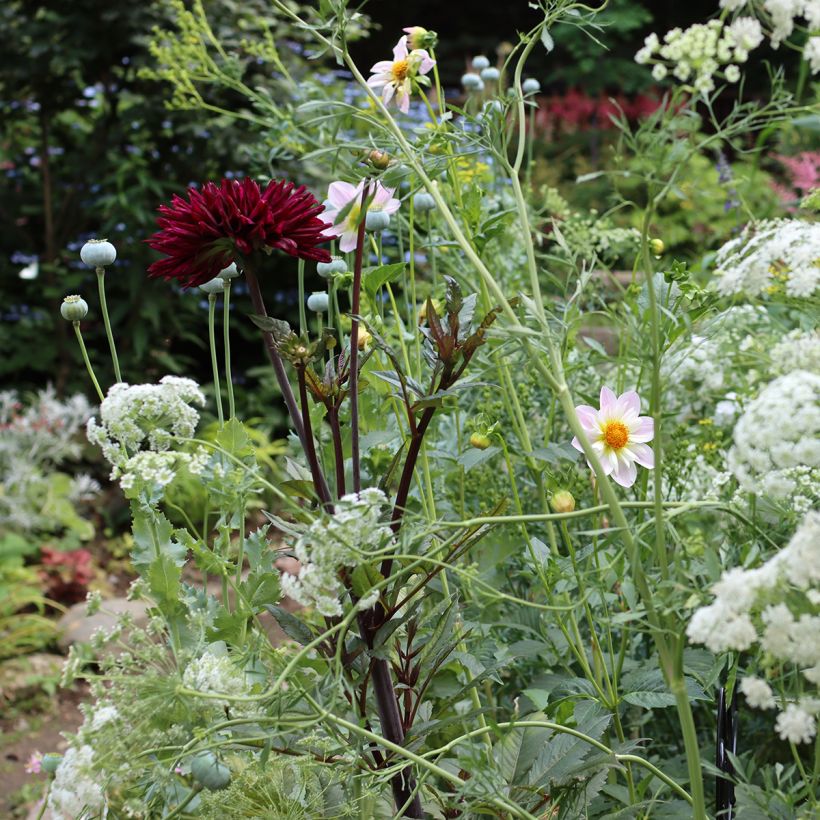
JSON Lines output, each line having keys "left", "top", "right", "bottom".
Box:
{"left": 405, "top": 26, "right": 438, "bottom": 51}
{"left": 60, "top": 295, "right": 89, "bottom": 322}
{"left": 469, "top": 432, "right": 492, "bottom": 450}
{"left": 367, "top": 149, "right": 391, "bottom": 170}
{"left": 649, "top": 238, "right": 665, "bottom": 256}
{"left": 357, "top": 328, "right": 372, "bottom": 350}
{"left": 80, "top": 239, "right": 116, "bottom": 269}
{"left": 550, "top": 490, "right": 576, "bottom": 514}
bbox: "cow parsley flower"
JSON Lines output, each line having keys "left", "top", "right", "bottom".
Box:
{"left": 775, "top": 703, "right": 817, "bottom": 744}
{"left": 320, "top": 181, "right": 401, "bottom": 253}
{"left": 739, "top": 675, "right": 776, "bottom": 709}
{"left": 570, "top": 387, "right": 654, "bottom": 488}
{"left": 771, "top": 329, "right": 820, "bottom": 376}
{"left": 48, "top": 745, "right": 105, "bottom": 820}
{"left": 281, "top": 489, "right": 392, "bottom": 617}
{"left": 727, "top": 371, "right": 820, "bottom": 502}
{"left": 714, "top": 219, "right": 820, "bottom": 297}
{"left": 182, "top": 651, "right": 250, "bottom": 710}
{"left": 367, "top": 35, "right": 435, "bottom": 114}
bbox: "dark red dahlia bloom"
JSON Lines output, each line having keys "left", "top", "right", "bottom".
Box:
{"left": 146, "top": 177, "right": 332, "bottom": 287}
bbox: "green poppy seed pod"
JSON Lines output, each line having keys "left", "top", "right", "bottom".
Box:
{"left": 307, "top": 291, "right": 329, "bottom": 313}
{"left": 80, "top": 239, "right": 116, "bottom": 269}
{"left": 61, "top": 295, "right": 89, "bottom": 322}
{"left": 219, "top": 262, "right": 240, "bottom": 280}
{"left": 365, "top": 211, "right": 390, "bottom": 232}
{"left": 190, "top": 752, "right": 231, "bottom": 791}
{"left": 550, "top": 490, "right": 576, "bottom": 514}
{"left": 414, "top": 192, "right": 436, "bottom": 213}
{"left": 480, "top": 66, "right": 500, "bottom": 82}
{"left": 317, "top": 256, "right": 348, "bottom": 279}
{"left": 522, "top": 78, "right": 541, "bottom": 95}
{"left": 41, "top": 753, "right": 62, "bottom": 775}
{"left": 199, "top": 277, "right": 224, "bottom": 295}
{"left": 472, "top": 55, "right": 490, "bottom": 71}
{"left": 461, "top": 73, "right": 484, "bottom": 91}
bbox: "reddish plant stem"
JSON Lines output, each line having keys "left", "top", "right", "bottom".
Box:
{"left": 349, "top": 182, "right": 371, "bottom": 494}
{"left": 296, "top": 366, "right": 333, "bottom": 509}
{"left": 327, "top": 403, "right": 346, "bottom": 497}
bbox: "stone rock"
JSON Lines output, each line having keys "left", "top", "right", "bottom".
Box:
{"left": 56, "top": 598, "right": 149, "bottom": 654}
{"left": 0, "top": 653, "right": 63, "bottom": 703}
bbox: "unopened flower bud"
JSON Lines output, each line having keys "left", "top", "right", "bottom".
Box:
{"left": 404, "top": 26, "right": 438, "bottom": 51}
{"left": 414, "top": 192, "right": 436, "bottom": 213}
{"left": 219, "top": 262, "right": 240, "bottom": 280}
{"left": 649, "top": 238, "right": 665, "bottom": 256}
{"left": 480, "top": 66, "right": 500, "bottom": 82}
{"left": 365, "top": 211, "right": 390, "bottom": 232}
{"left": 60, "top": 295, "right": 88, "bottom": 322}
{"left": 80, "top": 239, "right": 116, "bottom": 269}
{"left": 317, "top": 256, "right": 348, "bottom": 278}
{"left": 41, "top": 754, "right": 62, "bottom": 775}
{"left": 307, "top": 291, "right": 329, "bottom": 312}
{"left": 469, "top": 432, "right": 492, "bottom": 450}
{"left": 472, "top": 55, "right": 490, "bottom": 71}
{"left": 550, "top": 490, "right": 576, "bottom": 514}
{"left": 199, "top": 277, "right": 224, "bottom": 295}
{"left": 367, "top": 149, "right": 390, "bottom": 170}
{"left": 522, "top": 78, "right": 541, "bottom": 95}
{"left": 461, "top": 73, "right": 484, "bottom": 91}
{"left": 357, "top": 328, "right": 372, "bottom": 350}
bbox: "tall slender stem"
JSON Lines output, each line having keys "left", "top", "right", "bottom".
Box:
{"left": 223, "top": 280, "right": 236, "bottom": 419}
{"left": 96, "top": 268, "right": 122, "bottom": 383}
{"left": 207, "top": 294, "right": 225, "bottom": 428}
{"left": 296, "top": 367, "right": 333, "bottom": 509}
{"left": 349, "top": 183, "right": 370, "bottom": 494}
{"left": 297, "top": 258, "right": 307, "bottom": 336}
{"left": 328, "top": 404, "right": 346, "bottom": 497}
{"left": 72, "top": 322, "right": 104, "bottom": 402}
{"left": 244, "top": 266, "right": 307, "bottom": 447}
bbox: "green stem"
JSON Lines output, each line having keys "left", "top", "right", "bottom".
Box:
{"left": 72, "top": 322, "right": 104, "bottom": 402}
{"left": 207, "top": 294, "right": 224, "bottom": 428}
{"left": 222, "top": 280, "right": 235, "bottom": 419}
{"left": 297, "top": 258, "right": 307, "bottom": 337}
{"left": 96, "top": 268, "right": 121, "bottom": 383}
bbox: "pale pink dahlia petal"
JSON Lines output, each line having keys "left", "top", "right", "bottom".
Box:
{"left": 338, "top": 230, "right": 359, "bottom": 253}
{"left": 418, "top": 51, "right": 436, "bottom": 74}
{"left": 327, "top": 181, "right": 359, "bottom": 209}
{"left": 383, "top": 83, "right": 396, "bottom": 106}
{"left": 611, "top": 459, "right": 638, "bottom": 488}
{"left": 576, "top": 405, "right": 599, "bottom": 431}
{"left": 370, "top": 60, "right": 395, "bottom": 74}
{"left": 627, "top": 443, "right": 655, "bottom": 468}
{"left": 628, "top": 416, "right": 654, "bottom": 443}
{"left": 392, "top": 36, "right": 409, "bottom": 60}
{"left": 616, "top": 390, "right": 641, "bottom": 418}
{"left": 599, "top": 386, "right": 617, "bottom": 415}
{"left": 571, "top": 435, "right": 582, "bottom": 452}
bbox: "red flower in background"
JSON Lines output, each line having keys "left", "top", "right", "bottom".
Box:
{"left": 147, "top": 178, "right": 332, "bottom": 287}
{"left": 39, "top": 547, "right": 94, "bottom": 605}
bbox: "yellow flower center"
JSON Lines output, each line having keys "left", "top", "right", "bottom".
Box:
{"left": 602, "top": 420, "right": 629, "bottom": 451}
{"left": 391, "top": 59, "right": 410, "bottom": 83}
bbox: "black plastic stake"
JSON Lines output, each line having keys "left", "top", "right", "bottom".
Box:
{"left": 716, "top": 685, "right": 739, "bottom": 818}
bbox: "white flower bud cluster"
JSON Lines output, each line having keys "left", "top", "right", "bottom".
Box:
{"left": 281, "top": 488, "right": 392, "bottom": 617}
{"left": 771, "top": 329, "right": 820, "bottom": 376}
{"left": 688, "top": 510, "right": 820, "bottom": 744}
{"left": 714, "top": 219, "right": 820, "bottom": 298}
{"left": 182, "top": 650, "right": 251, "bottom": 711}
{"left": 86, "top": 376, "right": 205, "bottom": 477}
{"left": 634, "top": 20, "right": 748, "bottom": 91}
{"left": 119, "top": 448, "right": 209, "bottom": 494}
{"left": 727, "top": 371, "right": 820, "bottom": 506}
{"left": 48, "top": 745, "right": 105, "bottom": 820}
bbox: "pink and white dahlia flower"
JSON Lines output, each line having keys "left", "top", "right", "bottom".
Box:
{"left": 571, "top": 387, "right": 655, "bottom": 488}
{"left": 367, "top": 35, "right": 435, "bottom": 114}
{"left": 320, "top": 181, "right": 401, "bottom": 253}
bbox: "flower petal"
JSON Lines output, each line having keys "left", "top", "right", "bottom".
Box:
{"left": 576, "top": 405, "right": 599, "bottom": 431}
{"left": 611, "top": 458, "right": 637, "bottom": 488}
{"left": 616, "top": 390, "right": 641, "bottom": 419}
{"left": 599, "top": 386, "right": 617, "bottom": 416}
{"left": 628, "top": 416, "right": 654, "bottom": 443}
{"left": 627, "top": 442, "right": 654, "bottom": 469}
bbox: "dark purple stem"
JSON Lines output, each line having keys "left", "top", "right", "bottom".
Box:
{"left": 296, "top": 367, "right": 333, "bottom": 509}
{"left": 328, "top": 403, "right": 346, "bottom": 498}
{"left": 349, "top": 182, "right": 370, "bottom": 494}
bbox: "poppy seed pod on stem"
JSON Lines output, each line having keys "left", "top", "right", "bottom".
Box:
{"left": 60, "top": 295, "right": 89, "bottom": 322}
{"left": 219, "top": 262, "right": 240, "bottom": 280}
{"left": 307, "top": 291, "right": 329, "bottom": 312}
{"left": 366, "top": 210, "right": 391, "bottom": 232}
{"left": 80, "top": 239, "right": 117, "bottom": 269}
{"left": 317, "top": 256, "right": 348, "bottom": 278}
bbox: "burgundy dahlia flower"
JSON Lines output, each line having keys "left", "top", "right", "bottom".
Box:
{"left": 147, "top": 178, "right": 332, "bottom": 287}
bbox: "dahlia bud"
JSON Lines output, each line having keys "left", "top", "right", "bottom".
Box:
{"left": 199, "top": 277, "right": 224, "bottom": 295}
{"left": 414, "top": 192, "right": 436, "bottom": 213}
{"left": 60, "top": 295, "right": 88, "bottom": 322}
{"left": 365, "top": 211, "right": 390, "bottom": 232}
{"left": 469, "top": 432, "right": 492, "bottom": 450}
{"left": 357, "top": 328, "right": 372, "bottom": 350}
{"left": 307, "top": 291, "right": 329, "bottom": 312}
{"left": 317, "top": 256, "right": 348, "bottom": 279}
{"left": 405, "top": 26, "right": 437, "bottom": 51}
{"left": 219, "top": 262, "right": 240, "bottom": 280}
{"left": 649, "top": 238, "right": 665, "bottom": 256}
{"left": 41, "top": 754, "right": 62, "bottom": 775}
{"left": 480, "top": 66, "right": 500, "bottom": 82}
{"left": 80, "top": 239, "right": 116, "bottom": 269}
{"left": 367, "top": 149, "right": 390, "bottom": 170}
{"left": 472, "top": 55, "right": 490, "bottom": 71}
{"left": 550, "top": 490, "right": 576, "bottom": 514}
{"left": 522, "top": 78, "right": 541, "bottom": 95}
{"left": 461, "top": 73, "right": 484, "bottom": 91}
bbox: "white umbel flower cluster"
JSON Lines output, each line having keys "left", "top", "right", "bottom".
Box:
{"left": 714, "top": 219, "right": 820, "bottom": 297}
{"left": 48, "top": 744, "right": 105, "bottom": 820}
{"left": 634, "top": 20, "right": 747, "bottom": 91}
{"left": 86, "top": 376, "right": 205, "bottom": 478}
{"left": 771, "top": 329, "right": 820, "bottom": 376}
{"left": 727, "top": 371, "right": 820, "bottom": 505}
{"left": 688, "top": 510, "right": 820, "bottom": 743}
{"left": 119, "top": 449, "right": 209, "bottom": 495}
{"left": 182, "top": 650, "right": 250, "bottom": 710}
{"left": 281, "top": 488, "right": 392, "bottom": 617}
